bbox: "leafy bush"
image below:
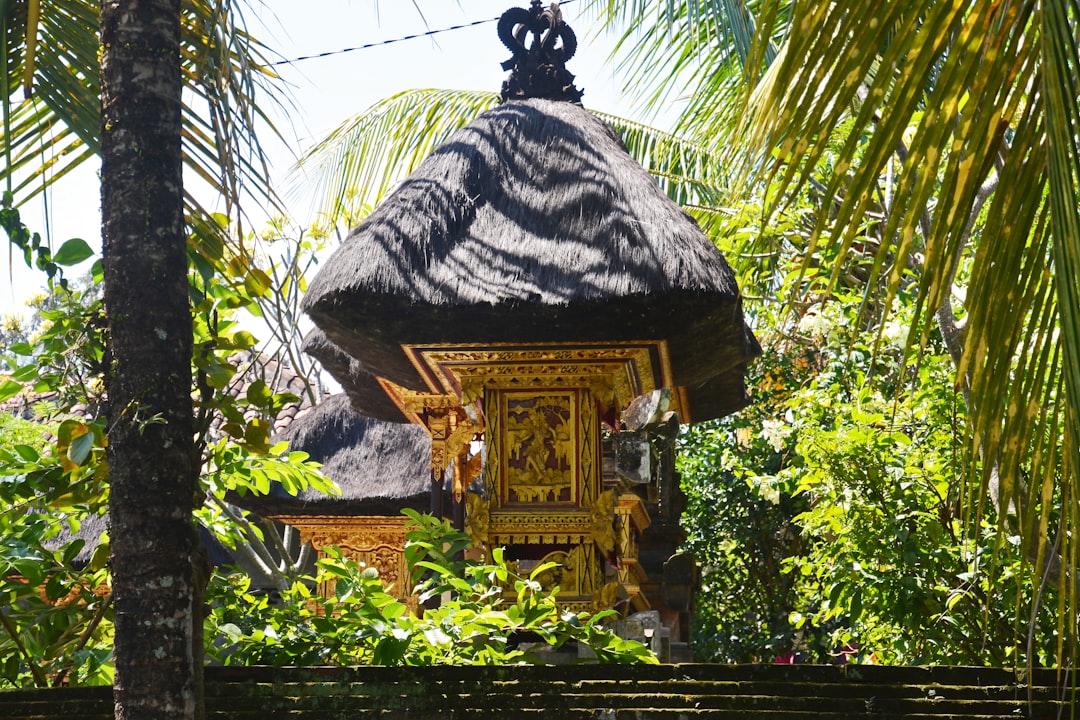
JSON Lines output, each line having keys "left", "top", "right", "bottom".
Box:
{"left": 0, "top": 209, "right": 334, "bottom": 687}
{"left": 0, "top": 413, "right": 113, "bottom": 687}
{"left": 682, "top": 299, "right": 1059, "bottom": 665}
{"left": 205, "top": 510, "right": 657, "bottom": 666}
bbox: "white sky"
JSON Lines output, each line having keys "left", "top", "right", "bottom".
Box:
{"left": 1, "top": 1, "right": 668, "bottom": 316}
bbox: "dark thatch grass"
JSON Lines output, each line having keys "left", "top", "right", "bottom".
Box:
{"left": 301, "top": 329, "right": 403, "bottom": 421}
{"left": 304, "top": 98, "right": 759, "bottom": 423}
{"left": 230, "top": 394, "right": 431, "bottom": 517}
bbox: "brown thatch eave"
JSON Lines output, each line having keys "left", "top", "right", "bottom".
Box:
{"left": 307, "top": 290, "right": 758, "bottom": 422}
{"left": 301, "top": 329, "right": 405, "bottom": 422}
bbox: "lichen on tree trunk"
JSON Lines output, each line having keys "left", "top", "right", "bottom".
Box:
{"left": 100, "top": 1, "right": 200, "bottom": 718}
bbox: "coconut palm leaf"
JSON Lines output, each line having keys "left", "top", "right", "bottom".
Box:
{"left": 585, "top": 0, "right": 774, "bottom": 67}
{"left": 290, "top": 87, "right": 731, "bottom": 230}
{"left": 0, "top": 0, "right": 282, "bottom": 231}
{"left": 736, "top": 0, "right": 1080, "bottom": 653}
{"left": 578, "top": 0, "right": 1080, "bottom": 656}
{"left": 579, "top": 0, "right": 782, "bottom": 125}
{"left": 289, "top": 89, "right": 501, "bottom": 225}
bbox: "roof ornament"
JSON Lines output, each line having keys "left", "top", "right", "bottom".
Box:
{"left": 498, "top": 1, "right": 583, "bottom": 104}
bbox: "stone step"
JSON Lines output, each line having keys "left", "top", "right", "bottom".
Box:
{"left": 204, "top": 678, "right": 1064, "bottom": 704}
{"left": 200, "top": 662, "right": 1063, "bottom": 689}
{"left": 669, "top": 641, "right": 695, "bottom": 663}
{"left": 204, "top": 711, "right": 1062, "bottom": 720}
{"left": 203, "top": 690, "right": 1062, "bottom": 714}
{"left": 1, "top": 664, "right": 1068, "bottom": 720}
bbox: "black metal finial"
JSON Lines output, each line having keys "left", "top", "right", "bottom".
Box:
{"left": 497, "top": 2, "right": 583, "bottom": 104}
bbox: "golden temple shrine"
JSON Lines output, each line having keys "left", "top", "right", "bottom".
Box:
{"left": 254, "top": 1, "right": 760, "bottom": 649}
{"left": 381, "top": 340, "right": 681, "bottom": 612}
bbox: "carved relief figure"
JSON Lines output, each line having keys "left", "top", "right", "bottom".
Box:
{"left": 505, "top": 394, "right": 574, "bottom": 503}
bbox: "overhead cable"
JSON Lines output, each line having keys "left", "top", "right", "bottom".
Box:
{"left": 270, "top": 1, "right": 577, "bottom": 67}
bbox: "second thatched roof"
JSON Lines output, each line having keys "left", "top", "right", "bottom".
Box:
{"left": 304, "top": 97, "right": 759, "bottom": 422}
{"left": 229, "top": 394, "right": 431, "bottom": 518}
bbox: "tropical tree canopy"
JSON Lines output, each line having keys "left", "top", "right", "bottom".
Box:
{"left": 599, "top": 0, "right": 1080, "bottom": 659}
{"left": 1, "top": 0, "right": 1076, "bottom": 671}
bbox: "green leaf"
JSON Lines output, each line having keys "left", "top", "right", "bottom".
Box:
{"left": 246, "top": 379, "right": 271, "bottom": 407}
{"left": 13, "top": 444, "right": 40, "bottom": 462}
{"left": 528, "top": 561, "right": 559, "bottom": 581}
{"left": 62, "top": 539, "right": 86, "bottom": 565}
{"left": 244, "top": 267, "right": 271, "bottom": 296}
{"left": 67, "top": 430, "right": 94, "bottom": 467}
{"left": 205, "top": 362, "right": 236, "bottom": 390}
{"left": 51, "top": 237, "right": 94, "bottom": 266}
{"left": 220, "top": 330, "right": 257, "bottom": 350}
{"left": 45, "top": 573, "right": 66, "bottom": 601}
{"left": 11, "top": 364, "right": 38, "bottom": 382}
{"left": 0, "top": 380, "right": 23, "bottom": 402}
{"left": 88, "top": 535, "right": 110, "bottom": 571}
{"left": 244, "top": 418, "right": 270, "bottom": 453}
{"left": 220, "top": 623, "right": 243, "bottom": 643}
{"left": 372, "top": 635, "right": 410, "bottom": 665}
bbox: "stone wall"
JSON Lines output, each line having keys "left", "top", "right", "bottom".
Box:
{"left": 1, "top": 663, "right": 1069, "bottom": 719}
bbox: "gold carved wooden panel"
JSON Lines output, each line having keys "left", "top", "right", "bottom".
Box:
{"left": 381, "top": 341, "right": 677, "bottom": 615}
{"left": 399, "top": 341, "right": 683, "bottom": 419}
{"left": 502, "top": 390, "right": 577, "bottom": 506}
{"left": 273, "top": 516, "right": 411, "bottom": 600}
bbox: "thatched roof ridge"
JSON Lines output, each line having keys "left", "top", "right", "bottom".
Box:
{"left": 305, "top": 99, "right": 737, "bottom": 308}
{"left": 304, "top": 98, "right": 759, "bottom": 423}
{"left": 230, "top": 394, "right": 431, "bottom": 517}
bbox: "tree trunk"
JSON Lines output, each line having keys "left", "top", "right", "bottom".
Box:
{"left": 100, "top": 2, "right": 199, "bottom": 719}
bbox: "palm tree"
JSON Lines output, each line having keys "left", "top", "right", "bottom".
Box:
{"left": 594, "top": 0, "right": 1079, "bottom": 659}
{"left": 1, "top": 2, "right": 282, "bottom": 715}
{"left": 100, "top": 1, "right": 199, "bottom": 717}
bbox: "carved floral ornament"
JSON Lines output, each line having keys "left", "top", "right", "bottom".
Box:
{"left": 376, "top": 378, "right": 484, "bottom": 503}
{"left": 399, "top": 342, "right": 676, "bottom": 416}
{"left": 465, "top": 492, "right": 490, "bottom": 546}
{"left": 273, "top": 516, "right": 412, "bottom": 600}
{"left": 588, "top": 489, "right": 617, "bottom": 554}
{"left": 464, "top": 490, "right": 617, "bottom": 553}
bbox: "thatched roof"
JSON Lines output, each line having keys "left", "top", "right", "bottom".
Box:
{"left": 303, "top": 97, "right": 759, "bottom": 423}
{"left": 229, "top": 394, "right": 431, "bottom": 517}
{"left": 301, "top": 329, "right": 402, "bottom": 422}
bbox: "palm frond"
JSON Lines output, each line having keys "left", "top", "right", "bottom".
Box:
{"left": 288, "top": 89, "right": 500, "bottom": 225}
{"left": 584, "top": 0, "right": 770, "bottom": 65}
{"left": 289, "top": 88, "right": 731, "bottom": 234}
{"left": 580, "top": 0, "right": 779, "bottom": 120}
{"left": 602, "top": 108, "right": 729, "bottom": 207}
{"left": 2, "top": 0, "right": 99, "bottom": 204}
{"left": 740, "top": 0, "right": 1080, "bottom": 655}
{"left": 0, "top": 0, "right": 284, "bottom": 241}
{"left": 180, "top": 0, "right": 287, "bottom": 230}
